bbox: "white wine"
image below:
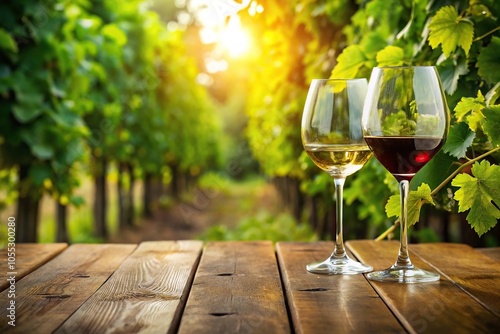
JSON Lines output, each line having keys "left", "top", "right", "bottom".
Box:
{"left": 305, "top": 143, "right": 372, "bottom": 178}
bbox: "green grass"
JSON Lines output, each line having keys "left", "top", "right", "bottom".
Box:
{"left": 198, "top": 210, "right": 318, "bottom": 243}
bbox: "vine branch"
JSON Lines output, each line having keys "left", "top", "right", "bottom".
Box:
{"left": 473, "top": 26, "right": 500, "bottom": 42}
{"left": 375, "top": 146, "right": 500, "bottom": 241}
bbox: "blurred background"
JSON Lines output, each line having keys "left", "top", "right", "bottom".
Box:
{"left": 1, "top": 0, "right": 499, "bottom": 246}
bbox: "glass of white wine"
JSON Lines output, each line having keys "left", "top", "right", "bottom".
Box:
{"left": 302, "top": 78, "right": 373, "bottom": 274}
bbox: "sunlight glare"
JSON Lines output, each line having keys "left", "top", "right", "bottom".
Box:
{"left": 219, "top": 16, "right": 252, "bottom": 58}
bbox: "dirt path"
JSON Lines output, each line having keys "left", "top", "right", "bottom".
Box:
{"left": 108, "top": 181, "right": 282, "bottom": 243}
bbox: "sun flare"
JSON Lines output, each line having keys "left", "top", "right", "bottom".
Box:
{"left": 219, "top": 16, "right": 252, "bottom": 58}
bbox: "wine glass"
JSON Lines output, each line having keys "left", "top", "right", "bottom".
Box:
{"left": 302, "top": 78, "right": 373, "bottom": 274}
{"left": 362, "top": 66, "right": 450, "bottom": 283}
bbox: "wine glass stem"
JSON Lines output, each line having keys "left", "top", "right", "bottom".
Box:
{"left": 333, "top": 177, "right": 346, "bottom": 257}
{"left": 396, "top": 180, "right": 413, "bottom": 268}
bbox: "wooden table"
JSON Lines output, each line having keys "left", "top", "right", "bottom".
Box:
{"left": 1, "top": 241, "right": 499, "bottom": 333}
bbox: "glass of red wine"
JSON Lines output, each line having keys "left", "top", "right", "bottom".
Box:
{"left": 362, "top": 66, "right": 449, "bottom": 283}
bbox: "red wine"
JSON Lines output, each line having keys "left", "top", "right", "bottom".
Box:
{"left": 364, "top": 136, "right": 444, "bottom": 181}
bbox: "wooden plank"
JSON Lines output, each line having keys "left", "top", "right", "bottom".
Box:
{"left": 411, "top": 243, "right": 500, "bottom": 317}
{"left": 178, "top": 241, "right": 290, "bottom": 334}
{"left": 347, "top": 240, "right": 500, "bottom": 333}
{"left": 0, "top": 243, "right": 67, "bottom": 291}
{"left": 477, "top": 247, "right": 500, "bottom": 262}
{"left": 0, "top": 244, "right": 136, "bottom": 333}
{"left": 277, "top": 241, "right": 403, "bottom": 333}
{"left": 56, "top": 240, "right": 203, "bottom": 334}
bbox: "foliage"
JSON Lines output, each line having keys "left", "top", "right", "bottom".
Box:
{"left": 0, "top": 0, "right": 92, "bottom": 207}
{"left": 243, "top": 0, "right": 357, "bottom": 178}
{"left": 452, "top": 160, "right": 500, "bottom": 235}
{"left": 0, "top": 0, "right": 224, "bottom": 241}
{"left": 242, "top": 0, "right": 499, "bottom": 241}
{"left": 330, "top": 0, "right": 500, "bottom": 238}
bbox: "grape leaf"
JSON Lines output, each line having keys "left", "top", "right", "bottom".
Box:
{"left": 451, "top": 161, "right": 500, "bottom": 236}
{"left": 29, "top": 164, "right": 52, "bottom": 187}
{"left": 482, "top": 105, "right": 500, "bottom": 146}
{"left": 12, "top": 105, "right": 44, "bottom": 123}
{"left": 428, "top": 6, "right": 474, "bottom": 57}
{"left": 485, "top": 82, "right": 500, "bottom": 106}
{"left": 376, "top": 45, "right": 405, "bottom": 66}
{"left": 32, "top": 144, "right": 54, "bottom": 160}
{"left": 331, "top": 45, "right": 367, "bottom": 78}
{"left": 443, "top": 122, "right": 476, "bottom": 158}
{"left": 0, "top": 28, "right": 17, "bottom": 52}
{"left": 438, "top": 56, "right": 468, "bottom": 95}
{"left": 453, "top": 91, "right": 485, "bottom": 131}
{"left": 385, "top": 183, "right": 435, "bottom": 226}
{"left": 101, "top": 24, "right": 127, "bottom": 46}
{"left": 477, "top": 36, "right": 500, "bottom": 85}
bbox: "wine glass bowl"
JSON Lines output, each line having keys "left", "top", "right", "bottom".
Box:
{"left": 302, "top": 78, "right": 373, "bottom": 275}
{"left": 362, "top": 66, "right": 450, "bottom": 283}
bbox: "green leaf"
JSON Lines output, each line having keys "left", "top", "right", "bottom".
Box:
{"left": 443, "top": 122, "right": 476, "bottom": 158}
{"left": 452, "top": 161, "right": 500, "bottom": 236}
{"left": 331, "top": 45, "right": 367, "bottom": 78}
{"left": 29, "top": 165, "right": 52, "bottom": 187}
{"left": 385, "top": 194, "right": 400, "bottom": 218}
{"left": 439, "top": 57, "right": 468, "bottom": 95}
{"left": 12, "top": 105, "right": 44, "bottom": 123}
{"left": 101, "top": 24, "right": 127, "bottom": 46}
{"left": 453, "top": 91, "right": 485, "bottom": 131}
{"left": 376, "top": 46, "right": 405, "bottom": 66}
{"left": 428, "top": 6, "right": 474, "bottom": 57}
{"left": 385, "top": 184, "right": 435, "bottom": 226}
{"left": 477, "top": 36, "right": 500, "bottom": 85}
{"left": 482, "top": 105, "right": 500, "bottom": 147}
{"left": 485, "top": 82, "right": 500, "bottom": 106}
{"left": 70, "top": 195, "right": 85, "bottom": 207}
{"left": 32, "top": 144, "right": 54, "bottom": 160}
{"left": 0, "top": 28, "right": 17, "bottom": 52}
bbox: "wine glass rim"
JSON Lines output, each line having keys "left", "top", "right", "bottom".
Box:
{"left": 374, "top": 65, "right": 437, "bottom": 69}
{"left": 310, "top": 78, "right": 367, "bottom": 83}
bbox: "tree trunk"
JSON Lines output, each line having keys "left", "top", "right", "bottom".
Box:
{"left": 308, "top": 195, "right": 317, "bottom": 230}
{"left": 93, "top": 157, "right": 108, "bottom": 239}
{"left": 126, "top": 163, "right": 135, "bottom": 227}
{"left": 16, "top": 165, "right": 40, "bottom": 242}
{"left": 290, "top": 177, "right": 304, "bottom": 221}
{"left": 117, "top": 163, "right": 127, "bottom": 230}
{"left": 56, "top": 202, "right": 69, "bottom": 243}
{"left": 142, "top": 172, "right": 153, "bottom": 218}
{"left": 170, "top": 164, "right": 179, "bottom": 199}
{"left": 118, "top": 163, "right": 135, "bottom": 228}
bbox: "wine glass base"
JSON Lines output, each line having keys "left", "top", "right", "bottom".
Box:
{"left": 367, "top": 265, "right": 440, "bottom": 283}
{"left": 306, "top": 255, "right": 373, "bottom": 275}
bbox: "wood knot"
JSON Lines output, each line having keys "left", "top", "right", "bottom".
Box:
{"left": 209, "top": 312, "right": 238, "bottom": 317}
{"left": 73, "top": 274, "right": 90, "bottom": 278}
{"left": 38, "top": 294, "right": 72, "bottom": 299}
{"left": 298, "top": 288, "right": 329, "bottom": 292}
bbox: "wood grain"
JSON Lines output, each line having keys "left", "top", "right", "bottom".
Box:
{"left": 411, "top": 243, "right": 500, "bottom": 317}
{"left": 347, "top": 240, "right": 500, "bottom": 333}
{"left": 178, "top": 241, "right": 290, "bottom": 334}
{"left": 0, "top": 243, "right": 67, "bottom": 291}
{"left": 277, "top": 241, "right": 403, "bottom": 334}
{"left": 56, "top": 240, "right": 202, "bottom": 334}
{"left": 477, "top": 247, "right": 500, "bottom": 262}
{"left": 0, "top": 244, "right": 135, "bottom": 333}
